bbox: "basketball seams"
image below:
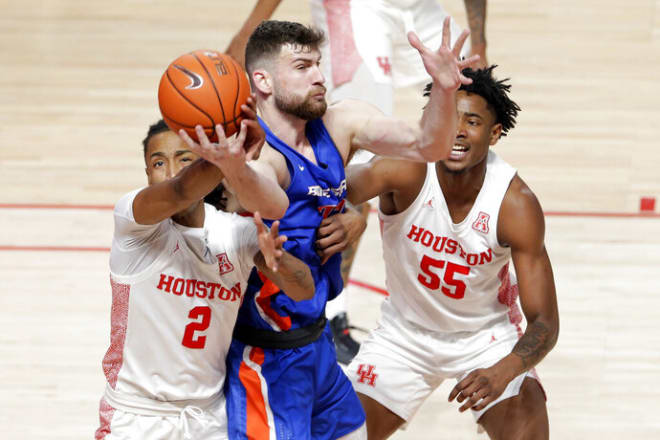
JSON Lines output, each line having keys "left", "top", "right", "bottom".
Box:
{"left": 165, "top": 70, "right": 215, "bottom": 128}
{"left": 192, "top": 52, "right": 227, "bottom": 133}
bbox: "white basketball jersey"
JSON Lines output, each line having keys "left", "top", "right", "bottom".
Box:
{"left": 102, "top": 190, "right": 258, "bottom": 402}
{"left": 379, "top": 151, "right": 517, "bottom": 332}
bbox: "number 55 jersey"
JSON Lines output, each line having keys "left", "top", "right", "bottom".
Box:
{"left": 380, "top": 151, "right": 518, "bottom": 333}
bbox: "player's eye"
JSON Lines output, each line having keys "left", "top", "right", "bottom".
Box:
{"left": 153, "top": 160, "right": 164, "bottom": 168}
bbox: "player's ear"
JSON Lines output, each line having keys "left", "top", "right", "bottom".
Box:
{"left": 489, "top": 123, "right": 502, "bottom": 145}
{"left": 251, "top": 69, "right": 272, "bottom": 95}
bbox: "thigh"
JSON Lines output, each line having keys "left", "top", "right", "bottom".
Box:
{"left": 478, "top": 377, "right": 549, "bottom": 440}
{"left": 358, "top": 392, "right": 405, "bottom": 440}
{"left": 346, "top": 315, "right": 442, "bottom": 424}
{"left": 225, "top": 341, "right": 312, "bottom": 439}
{"left": 312, "top": 330, "right": 366, "bottom": 440}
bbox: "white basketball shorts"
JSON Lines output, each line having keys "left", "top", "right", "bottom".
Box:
{"left": 347, "top": 300, "right": 542, "bottom": 423}
{"left": 95, "top": 387, "right": 228, "bottom": 440}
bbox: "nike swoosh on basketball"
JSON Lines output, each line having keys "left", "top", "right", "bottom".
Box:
{"left": 173, "top": 65, "right": 203, "bottom": 90}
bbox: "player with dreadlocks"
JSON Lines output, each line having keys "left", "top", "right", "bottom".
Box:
{"left": 317, "top": 65, "right": 559, "bottom": 439}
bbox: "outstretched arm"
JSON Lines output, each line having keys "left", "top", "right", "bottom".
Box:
{"left": 336, "top": 17, "right": 480, "bottom": 163}
{"left": 448, "top": 176, "right": 559, "bottom": 412}
{"left": 225, "top": 0, "right": 282, "bottom": 68}
{"left": 464, "top": 0, "right": 488, "bottom": 68}
{"left": 252, "top": 212, "right": 315, "bottom": 301}
{"left": 179, "top": 97, "right": 289, "bottom": 220}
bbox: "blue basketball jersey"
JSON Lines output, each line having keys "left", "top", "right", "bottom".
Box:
{"left": 235, "top": 117, "right": 346, "bottom": 330}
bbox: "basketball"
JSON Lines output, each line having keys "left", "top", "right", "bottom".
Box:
{"left": 158, "top": 49, "right": 250, "bottom": 142}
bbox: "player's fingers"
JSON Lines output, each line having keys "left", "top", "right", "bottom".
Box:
{"left": 214, "top": 124, "right": 228, "bottom": 144}
{"left": 241, "top": 103, "right": 258, "bottom": 120}
{"left": 315, "top": 234, "right": 340, "bottom": 250}
{"left": 471, "top": 393, "right": 495, "bottom": 412}
{"left": 452, "top": 29, "right": 471, "bottom": 57}
{"left": 459, "top": 388, "right": 488, "bottom": 412}
{"left": 196, "top": 125, "right": 213, "bottom": 148}
{"left": 441, "top": 16, "right": 451, "bottom": 49}
{"left": 407, "top": 31, "right": 426, "bottom": 54}
{"left": 449, "top": 373, "right": 475, "bottom": 401}
{"left": 458, "top": 54, "right": 481, "bottom": 70}
{"left": 234, "top": 121, "right": 249, "bottom": 149}
{"left": 178, "top": 129, "right": 198, "bottom": 150}
{"left": 270, "top": 220, "right": 280, "bottom": 238}
{"left": 253, "top": 212, "right": 267, "bottom": 234}
{"left": 316, "top": 223, "right": 337, "bottom": 239}
{"left": 458, "top": 73, "right": 474, "bottom": 86}
{"left": 319, "top": 243, "right": 343, "bottom": 261}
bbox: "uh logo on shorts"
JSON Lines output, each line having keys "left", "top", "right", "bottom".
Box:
{"left": 356, "top": 364, "right": 378, "bottom": 387}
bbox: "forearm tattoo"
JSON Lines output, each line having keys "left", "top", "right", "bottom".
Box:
{"left": 464, "top": 0, "right": 487, "bottom": 46}
{"left": 280, "top": 255, "right": 315, "bottom": 291}
{"left": 512, "top": 320, "right": 557, "bottom": 369}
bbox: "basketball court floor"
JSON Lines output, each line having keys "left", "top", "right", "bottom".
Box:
{"left": 1, "top": 1, "right": 660, "bottom": 439}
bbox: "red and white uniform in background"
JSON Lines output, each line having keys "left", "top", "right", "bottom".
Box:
{"left": 348, "top": 152, "right": 543, "bottom": 423}
{"left": 310, "top": 0, "right": 468, "bottom": 116}
{"left": 95, "top": 189, "right": 258, "bottom": 440}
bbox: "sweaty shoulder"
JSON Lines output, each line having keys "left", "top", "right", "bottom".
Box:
{"left": 497, "top": 175, "right": 545, "bottom": 249}
{"left": 374, "top": 158, "right": 427, "bottom": 215}
{"left": 255, "top": 142, "right": 291, "bottom": 190}
{"left": 323, "top": 99, "right": 382, "bottom": 163}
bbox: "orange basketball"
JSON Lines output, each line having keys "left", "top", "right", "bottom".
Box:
{"left": 158, "top": 49, "right": 250, "bottom": 142}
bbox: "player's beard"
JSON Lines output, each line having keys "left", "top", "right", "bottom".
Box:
{"left": 274, "top": 88, "right": 327, "bottom": 120}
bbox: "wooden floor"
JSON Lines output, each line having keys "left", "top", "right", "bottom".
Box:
{"left": 1, "top": 0, "right": 659, "bottom": 439}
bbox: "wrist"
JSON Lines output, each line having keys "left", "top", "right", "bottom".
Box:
{"left": 498, "top": 353, "right": 526, "bottom": 382}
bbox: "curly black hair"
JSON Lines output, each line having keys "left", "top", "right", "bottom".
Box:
{"left": 423, "top": 65, "right": 520, "bottom": 137}
{"left": 142, "top": 119, "right": 170, "bottom": 159}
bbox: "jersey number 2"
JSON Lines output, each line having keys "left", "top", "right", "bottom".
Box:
{"left": 418, "top": 254, "right": 470, "bottom": 299}
{"left": 182, "top": 306, "right": 211, "bottom": 349}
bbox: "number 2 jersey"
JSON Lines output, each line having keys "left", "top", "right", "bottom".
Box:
{"left": 380, "top": 151, "right": 519, "bottom": 333}
{"left": 101, "top": 189, "right": 259, "bottom": 402}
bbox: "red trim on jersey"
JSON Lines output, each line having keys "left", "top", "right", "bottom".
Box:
{"left": 102, "top": 278, "right": 130, "bottom": 389}
{"left": 255, "top": 272, "right": 292, "bottom": 331}
{"left": 323, "top": 0, "right": 363, "bottom": 87}
{"left": 94, "top": 398, "right": 116, "bottom": 439}
{"left": 238, "top": 347, "right": 271, "bottom": 439}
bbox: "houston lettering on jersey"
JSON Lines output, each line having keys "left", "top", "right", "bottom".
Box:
{"left": 406, "top": 224, "right": 493, "bottom": 266}
{"left": 156, "top": 273, "right": 242, "bottom": 301}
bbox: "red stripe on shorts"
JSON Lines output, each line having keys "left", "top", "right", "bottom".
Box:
{"left": 239, "top": 347, "right": 271, "bottom": 439}
{"left": 94, "top": 398, "right": 116, "bottom": 440}
{"left": 256, "top": 272, "right": 292, "bottom": 331}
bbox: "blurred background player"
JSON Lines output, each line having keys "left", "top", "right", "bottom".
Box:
{"left": 222, "top": 18, "right": 478, "bottom": 440}
{"left": 225, "top": 0, "right": 489, "bottom": 364}
{"left": 332, "top": 66, "right": 558, "bottom": 439}
{"left": 96, "top": 109, "right": 316, "bottom": 439}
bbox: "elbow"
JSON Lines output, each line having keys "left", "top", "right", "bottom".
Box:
{"left": 259, "top": 197, "right": 289, "bottom": 220}
{"left": 418, "top": 135, "right": 453, "bottom": 163}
